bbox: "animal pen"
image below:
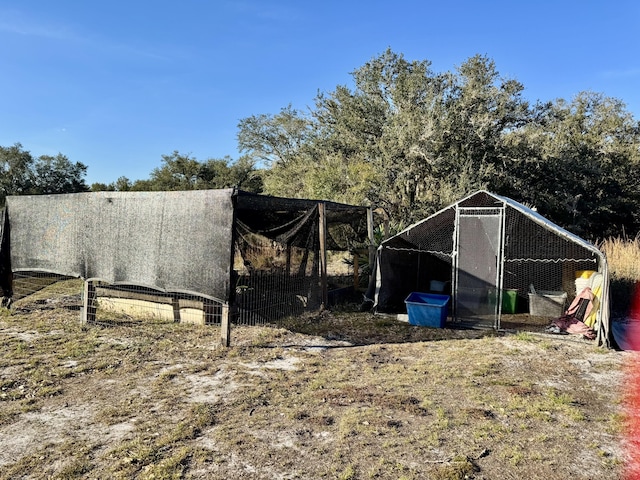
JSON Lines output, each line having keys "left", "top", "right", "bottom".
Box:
{"left": 368, "top": 190, "right": 610, "bottom": 347}
{"left": 0, "top": 189, "right": 373, "bottom": 345}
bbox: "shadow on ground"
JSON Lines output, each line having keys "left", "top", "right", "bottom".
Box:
{"left": 272, "top": 303, "right": 498, "bottom": 347}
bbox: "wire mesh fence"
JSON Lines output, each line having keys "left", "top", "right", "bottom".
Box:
{"left": 502, "top": 205, "right": 600, "bottom": 327}
{"left": 10, "top": 271, "right": 224, "bottom": 326}
{"left": 9, "top": 246, "right": 360, "bottom": 328}
{"left": 91, "top": 283, "right": 224, "bottom": 326}
{"left": 11, "top": 272, "right": 84, "bottom": 317}
{"left": 233, "top": 236, "right": 360, "bottom": 325}
{"left": 12, "top": 271, "right": 82, "bottom": 302}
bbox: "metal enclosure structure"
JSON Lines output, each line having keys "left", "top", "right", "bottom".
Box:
{"left": 0, "top": 189, "right": 371, "bottom": 344}
{"left": 370, "top": 191, "right": 610, "bottom": 346}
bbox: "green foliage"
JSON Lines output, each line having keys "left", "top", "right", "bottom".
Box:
{"left": 237, "top": 49, "right": 640, "bottom": 238}
{"left": 91, "top": 152, "right": 264, "bottom": 193}
{"left": 6, "top": 49, "right": 640, "bottom": 241}
{"left": 237, "top": 104, "right": 313, "bottom": 168}
{"left": 0, "top": 143, "right": 88, "bottom": 205}
{"left": 91, "top": 176, "right": 135, "bottom": 192}
{"left": 0, "top": 143, "right": 33, "bottom": 200}
{"left": 238, "top": 105, "right": 315, "bottom": 199}
{"left": 31, "top": 153, "right": 88, "bottom": 195}
{"left": 503, "top": 91, "right": 640, "bottom": 239}
{"left": 150, "top": 151, "right": 204, "bottom": 190}
{"left": 238, "top": 50, "right": 532, "bottom": 222}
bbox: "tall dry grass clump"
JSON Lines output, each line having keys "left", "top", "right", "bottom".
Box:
{"left": 599, "top": 235, "right": 640, "bottom": 314}
{"left": 600, "top": 235, "right": 640, "bottom": 282}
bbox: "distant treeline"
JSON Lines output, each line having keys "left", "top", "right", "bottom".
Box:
{"left": 2, "top": 49, "right": 639, "bottom": 240}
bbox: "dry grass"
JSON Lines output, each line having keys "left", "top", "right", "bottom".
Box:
{"left": 0, "top": 285, "right": 627, "bottom": 480}
{"left": 600, "top": 236, "right": 640, "bottom": 282}
{"left": 599, "top": 236, "right": 640, "bottom": 315}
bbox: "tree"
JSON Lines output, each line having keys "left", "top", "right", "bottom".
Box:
{"left": 136, "top": 151, "right": 263, "bottom": 193}
{"left": 114, "top": 176, "right": 133, "bottom": 192}
{"left": 440, "top": 55, "right": 529, "bottom": 194}
{"left": 148, "top": 151, "right": 203, "bottom": 190}
{"left": 0, "top": 143, "right": 35, "bottom": 203}
{"left": 199, "top": 155, "right": 263, "bottom": 192}
{"left": 91, "top": 176, "right": 133, "bottom": 192}
{"left": 30, "top": 154, "right": 88, "bottom": 194}
{"left": 90, "top": 182, "right": 114, "bottom": 192}
{"left": 1, "top": 143, "right": 88, "bottom": 205}
{"left": 238, "top": 106, "right": 312, "bottom": 198}
{"left": 238, "top": 105, "right": 314, "bottom": 168}
{"left": 241, "top": 49, "right": 530, "bottom": 222}
{"left": 504, "top": 92, "right": 640, "bottom": 238}
{"left": 237, "top": 49, "right": 640, "bottom": 237}
{"left": 344, "top": 49, "right": 449, "bottom": 218}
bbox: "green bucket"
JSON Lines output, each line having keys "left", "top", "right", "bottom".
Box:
{"left": 488, "top": 288, "right": 518, "bottom": 314}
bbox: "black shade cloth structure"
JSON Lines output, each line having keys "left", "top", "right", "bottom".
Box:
{"left": 234, "top": 190, "right": 369, "bottom": 250}
{"left": 367, "top": 190, "right": 610, "bottom": 347}
{"left": 2, "top": 190, "right": 236, "bottom": 301}
{"left": 0, "top": 189, "right": 370, "bottom": 305}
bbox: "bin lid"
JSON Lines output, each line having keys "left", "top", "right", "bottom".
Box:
{"left": 405, "top": 292, "right": 450, "bottom": 306}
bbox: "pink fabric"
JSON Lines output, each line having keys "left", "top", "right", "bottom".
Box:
{"left": 566, "top": 287, "right": 595, "bottom": 320}
{"left": 552, "top": 315, "right": 596, "bottom": 340}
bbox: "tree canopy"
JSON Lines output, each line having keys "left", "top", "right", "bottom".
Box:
{"left": 3, "top": 49, "right": 639, "bottom": 239}
{"left": 503, "top": 92, "right": 640, "bottom": 238}
{"left": 90, "top": 152, "right": 263, "bottom": 194}
{"left": 0, "top": 143, "right": 88, "bottom": 205}
{"left": 238, "top": 49, "right": 640, "bottom": 239}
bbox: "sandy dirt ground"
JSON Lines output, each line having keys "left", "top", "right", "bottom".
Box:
{"left": 0, "top": 294, "right": 631, "bottom": 479}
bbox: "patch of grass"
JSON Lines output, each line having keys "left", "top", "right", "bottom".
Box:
{"left": 471, "top": 360, "right": 501, "bottom": 377}
{"left": 336, "top": 406, "right": 380, "bottom": 440}
{"left": 431, "top": 456, "right": 478, "bottom": 480}
{"left": 434, "top": 406, "right": 450, "bottom": 429}
{"left": 500, "top": 446, "right": 526, "bottom": 466}
{"left": 95, "top": 395, "right": 148, "bottom": 426}
{"left": 161, "top": 403, "right": 217, "bottom": 444}
{"left": 546, "top": 389, "right": 586, "bottom": 422}
{"left": 0, "top": 440, "right": 97, "bottom": 480}
{"left": 108, "top": 437, "right": 158, "bottom": 476}
{"left": 138, "top": 446, "right": 192, "bottom": 479}
{"left": 600, "top": 236, "right": 640, "bottom": 314}
{"left": 600, "top": 236, "right": 640, "bottom": 282}
{"left": 54, "top": 457, "right": 93, "bottom": 479}
{"left": 514, "top": 331, "right": 536, "bottom": 342}
{"left": 278, "top": 310, "right": 491, "bottom": 345}
{"left": 247, "top": 326, "right": 290, "bottom": 346}
{"left": 337, "top": 463, "right": 356, "bottom": 480}
{"left": 106, "top": 403, "right": 215, "bottom": 478}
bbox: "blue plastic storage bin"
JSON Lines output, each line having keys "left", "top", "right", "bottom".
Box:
{"left": 404, "top": 292, "right": 450, "bottom": 328}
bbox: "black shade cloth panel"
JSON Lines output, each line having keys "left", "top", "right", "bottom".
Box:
{"left": 3, "top": 190, "right": 235, "bottom": 301}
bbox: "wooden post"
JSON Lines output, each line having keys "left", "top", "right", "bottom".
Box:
{"left": 318, "top": 202, "right": 328, "bottom": 309}
{"left": 353, "top": 251, "right": 359, "bottom": 289}
{"left": 171, "top": 296, "right": 181, "bottom": 323}
{"left": 220, "top": 302, "right": 231, "bottom": 347}
{"left": 81, "top": 279, "right": 97, "bottom": 324}
{"left": 285, "top": 244, "right": 292, "bottom": 277}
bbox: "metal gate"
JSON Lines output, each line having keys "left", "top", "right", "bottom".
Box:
{"left": 453, "top": 207, "right": 505, "bottom": 328}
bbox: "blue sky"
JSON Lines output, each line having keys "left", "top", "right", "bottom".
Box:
{"left": 1, "top": 1, "right": 638, "bottom": 185}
